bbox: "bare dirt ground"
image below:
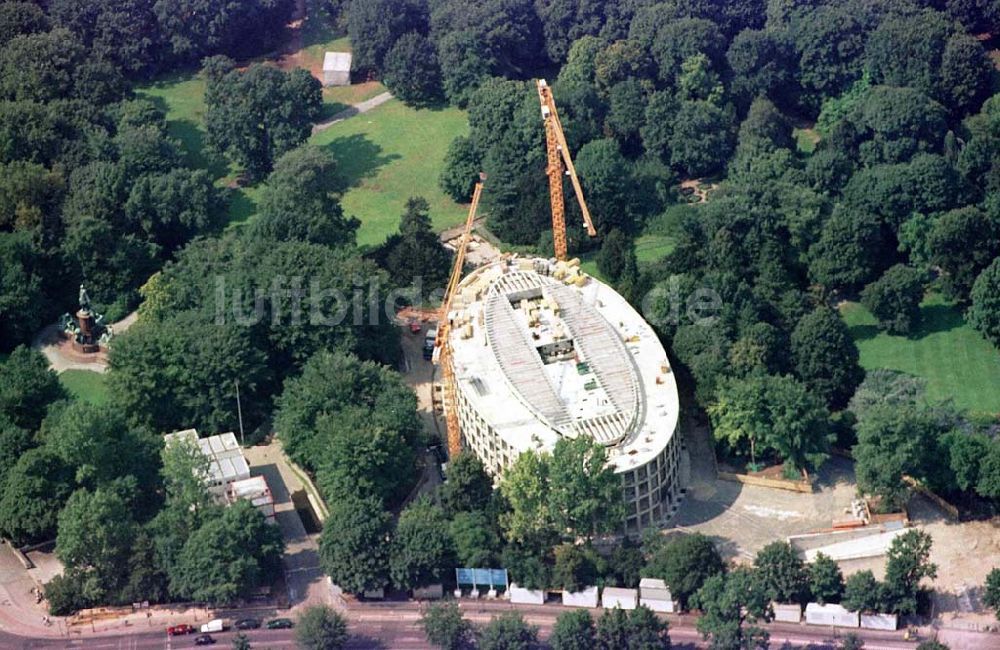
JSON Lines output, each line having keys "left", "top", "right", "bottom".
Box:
{"left": 676, "top": 420, "right": 1000, "bottom": 633}
{"left": 840, "top": 496, "right": 1000, "bottom": 632}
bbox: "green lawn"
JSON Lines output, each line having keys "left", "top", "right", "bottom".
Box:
{"left": 793, "top": 127, "right": 820, "bottom": 154}
{"left": 137, "top": 72, "right": 469, "bottom": 245}
{"left": 309, "top": 99, "right": 469, "bottom": 246}
{"left": 322, "top": 81, "right": 387, "bottom": 116}
{"left": 59, "top": 370, "right": 109, "bottom": 405}
{"left": 840, "top": 294, "right": 1000, "bottom": 415}
{"left": 136, "top": 74, "right": 231, "bottom": 179}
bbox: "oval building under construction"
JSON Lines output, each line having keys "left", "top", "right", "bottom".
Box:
{"left": 447, "top": 256, "right": 682, "bottom": 533}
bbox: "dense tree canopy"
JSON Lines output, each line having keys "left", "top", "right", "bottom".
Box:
{"left": 644, "top": 533, "right": 724, "bottom": 610}
{"left": 204, "top": 59, "right": 322, "bottom": 180}
{"left": 5, "top": 0, "right": 1000, "bottom": 620}
{"left": 248, "top": 146, "right": 359, "bottom": 248}
{"left": 169, "top": 500, "right": 284, "bottom": 604}
{"left": 0, "top": 346, "right": 65, "bottom": 429}
{"left": 319, "top": 494, "right": 392, "bottom": 595}
{"left": 390, "top": 497, "right": 454, "bottom": 591}
{"left": 709, "top": 373, "right": 832, "bottom": 472}
{"left": 274, "top": 350, "right": 422, "bottom": 505}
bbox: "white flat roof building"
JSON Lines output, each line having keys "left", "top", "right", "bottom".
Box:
{"left": 322, "top": 52, "right": 352, "bottom": 87}
{"left": 227, "top": 475, "right": 275, "bottom": 521}
{"left": 164, "top": 429, "right": 251, "bottom": 499}
{"left": 448, "top": 257, "right": 682, "bottom": 532}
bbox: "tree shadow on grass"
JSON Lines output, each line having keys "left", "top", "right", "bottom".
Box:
{"left": 847, "top": 323, "right": 880, "bottom": 342}
{"left": 911, "top": 302, "right": 966, "bottom": 339}
{"left": 168, "top": 120, "right": 230, "bottom": 179}
{"left": 140, "top": 94, "right": 230, "bottom": 180}
{"left": 319, "top": 101, "right": 351, "bottom": 121}
{"left": 321, "top": 133, "right": 401, "bottom": 193}
{"left": 226, "top": 188, "right": 258, "bottom": 227}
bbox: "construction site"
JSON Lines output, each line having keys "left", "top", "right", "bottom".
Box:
{"left": 420, "top": 80, "right": 682, "bottom": 532}
{"left": 418, "top": 79, "right": 1000, "bottom": 633}
{"left": 447, "top": 256, "right": 682, "bottom": 532}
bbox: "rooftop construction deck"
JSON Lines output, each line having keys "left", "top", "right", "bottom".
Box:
{"left": 448, "top": 257, "right": 679, "bottom": 476}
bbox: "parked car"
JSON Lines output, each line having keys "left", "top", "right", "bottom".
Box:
{"left": 194, "top": 634, "right": 216, "bottom": 646}
{"left": 234, "top": 618, "right": 261, "bottom": 630}
{"left": 166, "top": 624, "right": 194, "bottom": 636}
{"left": 422, "top": 328, "right": 437, "bottom": 360}
{"left": 409, "top": 319, "right": 422, "bottom": 334}
{"left": 200, "top": 619, "right": 225, "bottom": 633}
{"left": 266, "top": 618, "right": 294, "bottom": 629}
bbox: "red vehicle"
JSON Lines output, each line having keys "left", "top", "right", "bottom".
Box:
{"left": 166, "top": 624, "right": 194, "bottom": 636}
{"left": 409, "top": 319, "right": 422, "bottom": 334}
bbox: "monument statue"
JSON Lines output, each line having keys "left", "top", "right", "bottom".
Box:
{"left": 60, "top": 283, "right": 110, "bottom": 354}
{"left": 78, "top": 284, "right": 91, "bottom": 312}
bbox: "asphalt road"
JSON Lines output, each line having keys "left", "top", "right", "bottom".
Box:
{"left": 0, "top": 599, "right": 937, "bottom": 650}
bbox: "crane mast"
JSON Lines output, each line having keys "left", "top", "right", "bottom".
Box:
{"left": 434, "top": 180, "right": 484, "bottom": 459}
{"left": 536, "top": 79, "right": 597, "bottom": 260}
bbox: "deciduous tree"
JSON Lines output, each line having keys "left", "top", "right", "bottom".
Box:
{"left": 882, "top": 529, "right": 937, "bottom": 616}
{"left": 693, "top": 567, "right": 770, "bottom": 650}
{"left": 421, "top": 601, "right": 473, "bottom": 650}
{"left": 204, "top": 60, "right": 322, "bottom": 180}
{"left": 0, "top": 345, "right": 64, "bottom": 429}
{"left": 809, "top": 552, "right": 844, "bottom": 605}
{"left": 382, "top": 32, "right": 443, "bottom": 106}
{"left": 169, "top": 500, "right": 284, "bottom": 604}
{"left": 249, "top": 146, "right": 358, "bottom": 248}
{"left": 709, "top": 374, "right": 832, "bottom": 472}
{"left": 644, "top": 533, "right": 724, "bottom": 610}
{"left": 983, "top": 568, "right": 1000, "bottom": 621}
{"left": 790, "top": 306, "right": 864, "bottom": 409}
{"left": 969, "top": 258, "right": 1000, "bottom": 347}
{"left": 551, "top": 609, "right": 596, "bottom": 650}
{"left": 319, "top": 494, "right": 391, "bottom": 595}
{"left": 440, "top": 452, "right": 493, "bottom": 516}
{"left": 860, "top": 265, "right": 925, "bottom": 335}
{"left": 0, "top": 447, "right": 74, "bottom": 545}
{"left": 754, "top": 541, "right": 809, "bottom": 604}
{"left": 296, "top": 605, "right": 349, "bottom": 650}
{"left": 479, "top": 612, "right": 538, "bottom": 650}
{"left": 390, "top": 497, "right": 453, "bottom": 591}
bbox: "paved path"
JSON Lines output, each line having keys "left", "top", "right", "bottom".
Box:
{"left": 312, "top": 91, "right": 394, "bottom": 134}
{"left": 32, "top": 311, "right": 137, "bottom": 374}
{"left": 243, "top": 442, "right": 339, "bottom": 612}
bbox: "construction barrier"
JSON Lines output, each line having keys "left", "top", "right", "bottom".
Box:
{"left": 508, "top": 584, "right": 544, "bottom": 605}
{"left": 860, "top": 613, "right": 898, "bottom": 630}
{"left": 804, "top": 603, "right": 859, "bottom": 628}
{"left": 772, "top": 603, "right": 803, "bottom": 623}
{"left": 2, "top": 540, "right": 33, "bottom": 570}
{"left": 562, "top": 586, "right": 599, "bottom": 608}
{"left": 903, "top": 476, "right": 960, "bottom": 520}
{"left": 601, "top": 587, "right": 638, "bottom": 610}
{"left": 639, "top": 579, "right": 675, "bottom": 613}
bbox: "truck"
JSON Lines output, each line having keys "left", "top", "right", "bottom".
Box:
{"left": 422, "top": 328, "right": 438, "bottom": 360}
{"left": 200, "top": 619, "right": 225, "bottom": 633}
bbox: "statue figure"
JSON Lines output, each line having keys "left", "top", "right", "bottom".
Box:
{"left": 78, "top": 284, "right": 91, "bottom": 312}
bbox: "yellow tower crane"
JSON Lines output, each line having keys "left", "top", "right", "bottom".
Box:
{"left": 536, "top": 79, "right": 597, "bottom": 260}
{"left": 434, "top": 179, "right": 484, "bottom": 458}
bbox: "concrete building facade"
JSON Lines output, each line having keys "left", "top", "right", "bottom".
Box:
{"left": 448, "top": 257, "right": 682, "bottom": 533}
